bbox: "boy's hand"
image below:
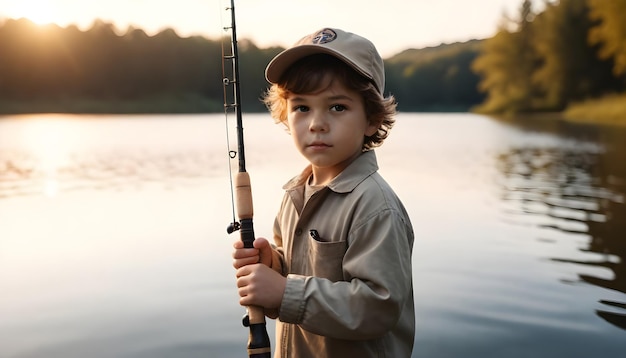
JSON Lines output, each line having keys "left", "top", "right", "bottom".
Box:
{"left": 232, "top": 237, "right": 273, "bottom": 269}
{"left": 236, "top": 263, "right": 286, "bottom": 309}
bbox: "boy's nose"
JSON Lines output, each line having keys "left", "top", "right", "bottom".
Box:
{"left": 309, "top": 113, "right": 328, "bottom": 132}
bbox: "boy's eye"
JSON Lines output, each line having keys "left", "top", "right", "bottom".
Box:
{"left": 330, "top": 104, "right": 346, "bottom": 112}
{"left": 293, "top": 105, "right": 309, "bottom": 112}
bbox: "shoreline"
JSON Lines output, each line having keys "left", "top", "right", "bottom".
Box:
{"left": 563, "top": 93, "right": 626, "bottom": 127}
{"left": 1, "top": 95, "right": 625, "bottom": 127}
{"left": 0, "top": 96, "right": 224, "bottom": 115}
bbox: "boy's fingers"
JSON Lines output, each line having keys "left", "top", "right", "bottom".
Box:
{"left": 254, "top": 238, "right": 273, "bottom": 267}
{"left": 233, "top": 247, "right": 258, "bottom": 259}
{"left": 259, "top": 247, "right": 273, "bottom": 267}
{"left": 253, "top": 237, "right": 269, "bottom": 249}
{"left": 233, "top": 256, "right": 255, "bottom": 269}
{"left": 232, "top": 237, "right": 271, "bottom": 267}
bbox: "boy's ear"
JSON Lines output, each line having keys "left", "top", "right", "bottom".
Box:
{"left": 365, "top": 119, "right": 381, "bottom": 136}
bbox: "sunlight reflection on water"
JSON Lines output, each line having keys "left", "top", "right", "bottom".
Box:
{"left": 0, "top": 114, "right": 228, "bottom": 199}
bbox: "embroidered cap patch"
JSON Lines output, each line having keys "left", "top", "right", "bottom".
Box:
{"left": 311, "top": 28, "right": 337, "bottom": 44}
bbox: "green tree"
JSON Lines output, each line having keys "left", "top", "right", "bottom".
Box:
{"left": 531, "top": 0, "right": 617, "bottom": 110}
{"left": 587, "top": 0, "right": 626, "bottom": 77}
{"left": 471, "top": 0, "right": 539, "bottom": 113}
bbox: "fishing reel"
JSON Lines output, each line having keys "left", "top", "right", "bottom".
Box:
{"left": 227, "top": 221, "right": 241, "bottom": 234}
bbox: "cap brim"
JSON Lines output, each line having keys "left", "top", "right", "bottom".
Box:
{"left": 265, "top": 45, "right": 372, "bottom": 85}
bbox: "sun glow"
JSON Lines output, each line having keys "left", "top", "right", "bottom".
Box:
{"left": 5, "top": 0, "right": 64, "bottom": 26}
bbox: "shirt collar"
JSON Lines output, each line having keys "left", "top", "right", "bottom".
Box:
{"left": 283, "top": 150, "right": 379, "bottom": 193}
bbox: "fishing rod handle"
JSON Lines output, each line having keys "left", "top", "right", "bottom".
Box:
{"left": 244, "top": 307, "right": 271, "bottom": 357}
{"left": 234, "top": 171, "right": 271, "bottom": 357}
{"left": 235, "top": 172, "right": 254, "bottom": 248}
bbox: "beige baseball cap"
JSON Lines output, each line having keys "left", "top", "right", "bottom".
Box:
{"left": 265, "top": 28, "right": 385, "bottom": 95}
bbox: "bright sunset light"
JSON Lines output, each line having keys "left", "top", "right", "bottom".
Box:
{"left": 3, "top": 0, "right": 65, "bottom": 25}
{"left": 0, "top": 0, "right": 525, "bottom": 58}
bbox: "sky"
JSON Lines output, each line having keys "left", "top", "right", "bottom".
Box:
{"left": 0, "top": 0, "right": 527, "bottom": 58}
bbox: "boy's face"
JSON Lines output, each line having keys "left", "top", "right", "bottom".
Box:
{"left": 286, "top": 79, "right": 378, "bottom": 186}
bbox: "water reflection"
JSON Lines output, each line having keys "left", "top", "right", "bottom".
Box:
{"left": 0, "top": 114, "right": 229, "bottom": 199}
{"left": 3, "top": 113, "right": 625, "bottom": 357}
{"left": 0, "top": 149, "right": 219, "bottom": 198}
{"left": 496, "top": 140, "right": 626, "bottom": 330}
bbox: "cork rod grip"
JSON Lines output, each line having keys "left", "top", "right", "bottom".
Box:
{"left": 235, "top": 172, "right": 254, "bottom": 221}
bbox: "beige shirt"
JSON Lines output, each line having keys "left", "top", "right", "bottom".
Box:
{"left": 270, "top": 150, "right": 415, "bottom": 358}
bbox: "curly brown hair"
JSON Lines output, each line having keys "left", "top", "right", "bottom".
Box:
{"left": 263, "top": 54, "right": 396, "bottom": 151}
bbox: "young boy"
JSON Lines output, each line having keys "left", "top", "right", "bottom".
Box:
{"left": 232, "top": 28, "right": 415, "bottom": 357}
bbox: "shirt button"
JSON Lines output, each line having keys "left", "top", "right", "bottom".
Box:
{"left": 295, "top": 228, "right": 302, "bottom": 236}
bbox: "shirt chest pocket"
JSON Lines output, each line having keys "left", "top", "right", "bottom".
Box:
{"left": 307, "top": 237, "right": 348, "bottom": 282}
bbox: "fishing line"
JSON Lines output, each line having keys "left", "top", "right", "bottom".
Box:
{"left": 220, "top": 0, "right": 237, "bottom": 226}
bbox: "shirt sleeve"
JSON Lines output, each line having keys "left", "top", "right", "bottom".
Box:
{"left": 278, "top": 208, "right": 414, "bottom": 340}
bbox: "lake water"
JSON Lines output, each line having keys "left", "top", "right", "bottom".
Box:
{"left": 0, "top": 113, "right": 624, "bottom": 358}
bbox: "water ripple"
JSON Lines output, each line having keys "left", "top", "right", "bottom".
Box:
{"left": 0, "top": 149, "right": 222, "bottom": 199}
{"left": 495, "top": 145, "right": 626, "bottom": 331}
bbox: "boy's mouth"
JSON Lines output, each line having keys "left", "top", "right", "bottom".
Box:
{"left": 308, "top": 141, "right": 331, "bottom": 149}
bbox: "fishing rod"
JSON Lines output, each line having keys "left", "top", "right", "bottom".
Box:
{"left": 221, "top": 0, "right": 271, "bottom": 357}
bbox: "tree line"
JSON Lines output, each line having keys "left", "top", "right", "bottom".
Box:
{"left": 0, "top": 17, "right": 481, "bottom": 113}
{"left": 1, "top": 0, "right": 624, "bottom": 115}
{"left": 472, "top": 0, "right": 626, "bottom": 114}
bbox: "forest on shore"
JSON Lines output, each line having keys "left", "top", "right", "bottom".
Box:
{"left": 0, "top": 18, "right": 483, "bottom": 114}
{"left": 472, "top": 0, "right": 626, "bottom": 125}
{"left": 0, "top": 0, "right": 625, "bottom": 125}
